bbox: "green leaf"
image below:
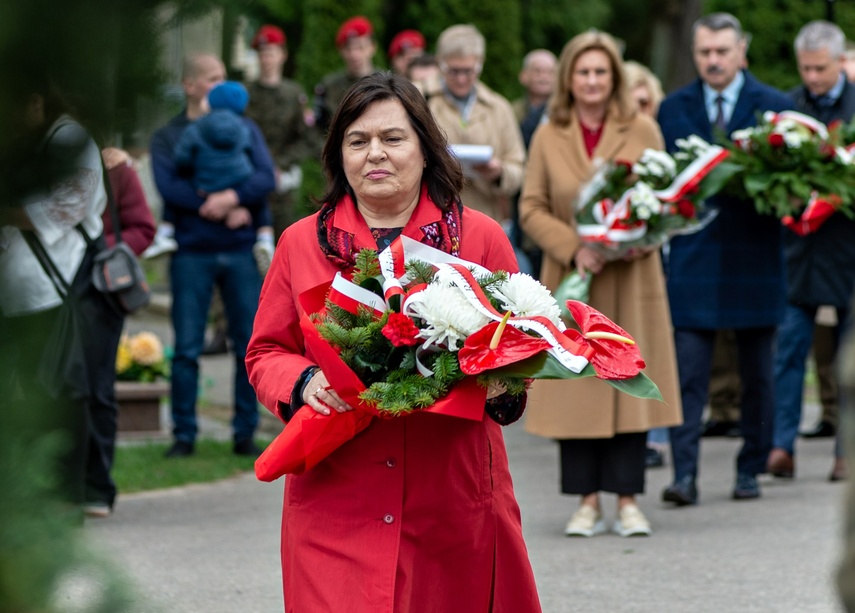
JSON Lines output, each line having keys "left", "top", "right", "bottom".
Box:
{"left": 605, "top": 373, "right": 664, "bottom": 401}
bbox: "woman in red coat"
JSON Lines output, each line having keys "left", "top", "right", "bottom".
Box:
{"left": 246, "top": 73, "right": 541, "bottom": 612}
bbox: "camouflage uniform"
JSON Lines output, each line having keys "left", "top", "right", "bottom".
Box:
{"left": 246, "top": 79, "right": 318, "bottom": 239}
{"left": 313, "top": 69, "right": 374, "bottom": 133}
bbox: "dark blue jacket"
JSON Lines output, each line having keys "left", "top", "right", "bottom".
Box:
{"left": 658, "top": 72, "right": 792, "bottom": 329}
{"left": 151, "top": 112, "right": 275, "bottom": 252}
{"left": 173, "top": 109, "right": 254, "bottom": 194}
{"left": 783, "top": 78, "right": 855, "bottom": 308}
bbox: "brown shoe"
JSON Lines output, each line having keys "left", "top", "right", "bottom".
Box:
{"left": 767, "top": 448, "right": 795, "bottom": 478}
{"left": 829, "top": 458, "right": 847, "bottom": 482}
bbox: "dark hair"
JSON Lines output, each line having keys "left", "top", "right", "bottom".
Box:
{"left": 320, "top": 71, "right": 464, "bottom": 210}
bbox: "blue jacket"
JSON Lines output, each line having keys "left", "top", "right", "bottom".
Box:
{"left": 150, "top": 112, "right": 275, "bottom": 252}
{"left": 783, "top": 79, "right": 855, "bottom": 308}
{"left": 173, "top": 109, "right": 254, "bottom": 194}
{"left": 657, "top": 71, "right": 792, "bottom": 329}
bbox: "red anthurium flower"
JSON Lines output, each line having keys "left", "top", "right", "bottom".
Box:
{"left": 563, "top": 300, "right": 646, "bottom": 379}
{"left": 459, "top": 318, "right": 551, "bottom": 375}
{"left": 382, "top": 312, "right": 421, "bottom": 347}
{"left": 768, "top": 133, "right": 785, "bottom": 148}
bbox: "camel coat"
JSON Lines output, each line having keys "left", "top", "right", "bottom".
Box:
{"left": 519, "top": 112, "right": 682, "bottom": 439}
{"left": 427, "top": 82, "right": 526, "bottom": 222}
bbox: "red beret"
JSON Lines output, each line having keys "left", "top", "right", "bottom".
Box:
{"left": 336, "top": 16, "right": 373, "bottom": 47}
{"left": 252, "top": 25, "right": 286, "bottom": 49}
{"left": 388, "top": 30, "right": 426, "bottom": 58}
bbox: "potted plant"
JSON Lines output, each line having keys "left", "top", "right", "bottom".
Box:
{"left": 115, "top": 331, "right": 170, "bottom": 432}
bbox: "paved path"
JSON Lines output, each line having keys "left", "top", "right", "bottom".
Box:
{"left": 88, "top": 424, "right": 846, "bottom": 612}
{"left": 96, "top": 305, "right": 847, "bottom": 612}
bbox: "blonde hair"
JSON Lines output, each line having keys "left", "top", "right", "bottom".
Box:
{"left": 623, "top": 60, "right": 664, "bottom": 115}
{"left": 436, "top": 24, "right": 485, "bottom": 61}
{"left": 548, "top": 31, "right": 635, "bottom": 127}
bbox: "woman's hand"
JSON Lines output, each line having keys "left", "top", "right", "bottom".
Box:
{"left": 574, "top": 245, "right": 606, "bottom": 278}
{"left": 302, "top": 370, "right": 355, "bottom": 416}
{"left": 622, "top": 245, "right": 657, "bottom": 262}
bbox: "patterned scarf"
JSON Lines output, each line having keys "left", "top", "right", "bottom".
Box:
{"left": 317, "top": 188, "right": 463, "bottom": 268}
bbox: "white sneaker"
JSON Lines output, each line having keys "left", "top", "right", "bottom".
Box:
{"left": 253, "top": 241, "right": 274, "bottom": 276}
{"left": 142, "top": 234, "right": 178, "bottom": 259}
{"left": 613, "top": 504, "right": 652, "bottom": 537}
{"left": 564, "top": 505, "right": 607, "bottom": 537}
{"left": 83, "top": 502, "right": 112, "bottom": 518}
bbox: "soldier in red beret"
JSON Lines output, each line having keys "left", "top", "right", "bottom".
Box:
{"left": 313, "top": 16, "right": 378, "bottom": 131}
{"left": 245, "top": 24, "right": 317, "bottom": 242}
{"left": 388, "top": 29, "right": 426, "bottom": 75}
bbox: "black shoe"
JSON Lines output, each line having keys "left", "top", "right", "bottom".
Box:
{"left": 201, "top": 330, "right": 229, "bottom": 355}
{"left": 801, "top": 420, "right": 836, "bottom": 439}
{"left": 662, "top": 475, "right": 698, "bottom": 506}
{"left": 165, "top": 440, "right": 195, "bottom": 458}
{"left": 701, "top": 420, "right": 740, "bottom": 438}
{"left": 233, "top": 439, "right": 263, "bottom": 457}
{"left": 732, "top": 473, "right": 760, "bottom": 500}
{"left": 645, "top": 447, "right": 665, "bottom": 468}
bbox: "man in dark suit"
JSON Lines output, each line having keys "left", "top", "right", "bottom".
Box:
{"left": 657, "top": 12, "right": 792, "bottom": 505}
{"left": 767, "top": 20, "right": 855, "bottom": 482}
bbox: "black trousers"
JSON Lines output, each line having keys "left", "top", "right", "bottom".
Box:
{"left": 83, "top": 296, "right": 124, "bottom": 507}
{"left": 559, "top": 432, "right": 647, "bottom": 496}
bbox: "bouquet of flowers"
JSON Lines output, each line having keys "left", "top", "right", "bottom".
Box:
{"left": 116, "top": 331, "right": 170, "bottom": 382}
{"left": 575, "top": 140, "right": 738, "bottom": 259}
{"left": 727, "top": 111, "right": 855, "bottom": 235}
{"left": 255, "top": 236, "right": 662, "bottom": 480}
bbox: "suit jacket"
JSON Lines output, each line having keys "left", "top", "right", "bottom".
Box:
{"left": 784, "top": 78, "right": 855, "bottom": 308}
{"left": 519, "top": 112, "right": 682, "bottom": 439}
{"left": 657, "top": 71, "right": 792, "bottom": 329}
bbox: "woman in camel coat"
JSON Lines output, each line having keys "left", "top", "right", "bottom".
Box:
{"left": 519, "top": 31, "right": 681, "bottom": 538}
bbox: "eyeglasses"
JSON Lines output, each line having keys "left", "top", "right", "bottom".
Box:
{"left": 441, "top": 63, "right": 482, "bottom": 78}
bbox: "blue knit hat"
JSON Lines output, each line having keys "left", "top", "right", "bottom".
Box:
{"left": 207, "top": 81, "right": 249, "bottom": 115}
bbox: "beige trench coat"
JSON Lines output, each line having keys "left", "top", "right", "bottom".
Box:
{"left": 427, "top": 82, "right": 525, "bottom": 221}
{"left": 519, "top": 112, "right": 682, "bottom": 439}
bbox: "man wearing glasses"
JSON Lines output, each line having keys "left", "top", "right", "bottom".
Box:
{"left": 425, "top": 24, "right": 525, "bottom": 225}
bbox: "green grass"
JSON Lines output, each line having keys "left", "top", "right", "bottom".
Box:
{"left": 113, "top": 439, "right": 264, "bottom": 493}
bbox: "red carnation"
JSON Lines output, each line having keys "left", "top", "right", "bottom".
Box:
{"left": 768, "top": 133, "right": 785, "bottom": 148}
{"left": 676, "top": 199, "right": 696, "bottom": 219}
{"left": 381, "top": 312, "right": 421, "bottom": 347}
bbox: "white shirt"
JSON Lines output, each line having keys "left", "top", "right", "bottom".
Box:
{"left": 702, "top": 70, "right": 745, "bottom": 128}
{"left": 0, "top": 116, "right": 106, "bottom": 316}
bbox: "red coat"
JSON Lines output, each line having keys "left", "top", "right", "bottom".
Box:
{"left": 247, "top": 196, "right": 542, "bottom": 613}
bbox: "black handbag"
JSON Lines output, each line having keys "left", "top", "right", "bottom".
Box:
{"left": 87, "top": 165, "right": 151, "bottom": 314}
{"left": 21, "top": 229, "right": 95, "bottom": 402}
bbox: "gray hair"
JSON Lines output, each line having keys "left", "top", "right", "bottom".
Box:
{"left": 692, "top": 12, "right": 744, "bottom": 45}
{"left": 521, "top": 49, "right": 557, "bottom": 70}
{"left": 436, "top": 24, "right": 485, "bottom": 61}
{"left": 795, "top": 20, "right": 846, "bottom": 58}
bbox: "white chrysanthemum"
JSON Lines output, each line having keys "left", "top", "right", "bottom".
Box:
{"left": 836, "top": 147, "right": 854, "bottom": 165}
{"left": 491, "top": 273, "right": 563, "bottom": 327}
{"left": 730, "top": 128, "right": 753, "bottom": 142}
{"left": 763, "top": 110, "right": 777, "bottom": 123}
{"left": 406, "top": 284, "right": 491, "bottom": 349}
{"left": 634, "top": 150, "right": 676, "bottom": 179}
{"left": 783, "top": 132, "right": 805, "bottom": 149}
{"left": 630, "top": 182, "right": 662, "bottom": 214}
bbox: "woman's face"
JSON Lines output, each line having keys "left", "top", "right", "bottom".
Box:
{"left": 342, "top": 98, "right": 425, "bottom": 210}
{"left": 631, "top": 84, "right": 655, "bottom": 117}
{"left": 570, "top": 49, "right": 613, "bottom": 110}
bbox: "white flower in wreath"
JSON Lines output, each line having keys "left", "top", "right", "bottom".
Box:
{"left": 491, "top": 273, "right": 563, "bottom": 328}
{"left": 405, "top": 283, "right": 491, "bottom": 350}
{"left": 783, "top": 131, "right": 806, "bottom": 149}
{"left": 730, "top": 128, "right": 754, "bottom": 142}
{"left": 837, "top": 147, "right": 854, "bottom": 165}
{"left": 634, "top": 150, "right": 677, "bottom": 179}
{"left": 629, "top": 182, "right": 662, "bottom": 216}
